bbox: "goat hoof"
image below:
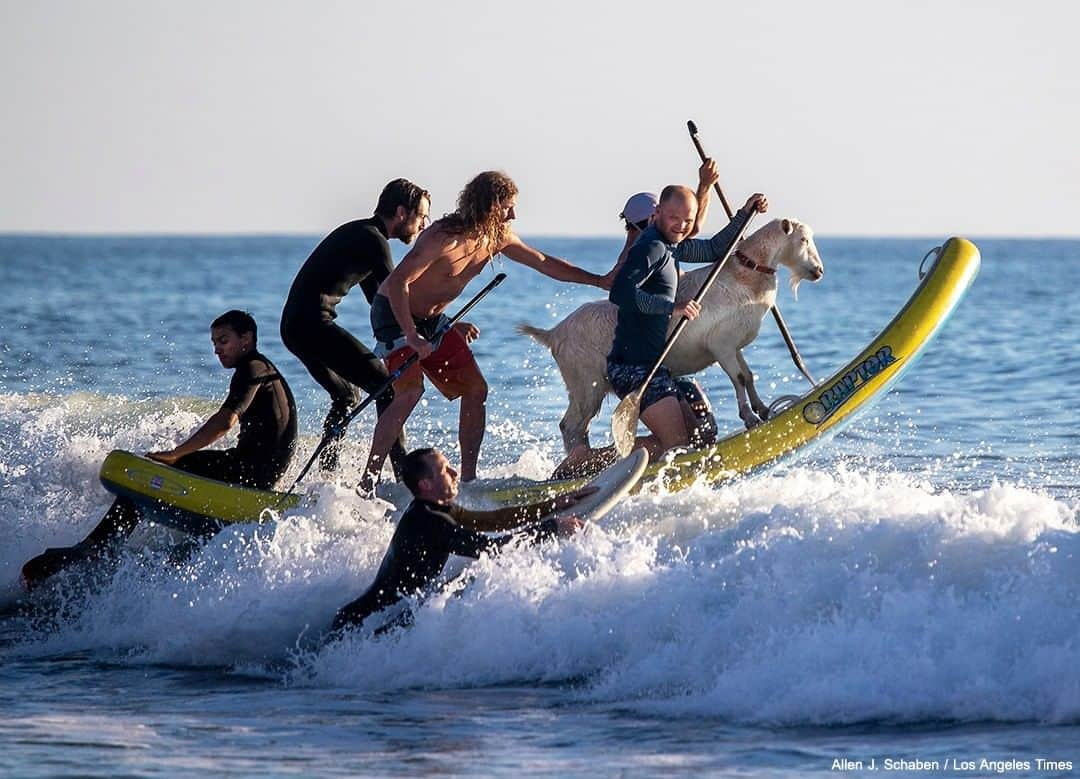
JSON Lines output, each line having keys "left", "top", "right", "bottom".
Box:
{"left": 741, "top": 412, "right": 764, "bottom": 430}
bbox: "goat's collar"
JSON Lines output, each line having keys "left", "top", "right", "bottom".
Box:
{"left": 734, "top": 250, "right": 776, "bottom": 275}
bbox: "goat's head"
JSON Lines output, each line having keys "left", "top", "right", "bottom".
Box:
{"left": 775, "top": 218, "right": 824, "bottom": 299}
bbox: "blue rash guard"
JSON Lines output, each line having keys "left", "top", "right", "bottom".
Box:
{"left": 607, "top": 210, "right": 753, "bottom": 367}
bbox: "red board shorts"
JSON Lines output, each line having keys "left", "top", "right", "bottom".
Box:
{"left": 386, "top": 326, "right": 479, "bottom": 400}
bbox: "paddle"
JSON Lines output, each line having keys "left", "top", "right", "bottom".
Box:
{"left": 687, "top": 120, "right": 817, "bottom": 386}
{"left": 611, "top": 213, "right": 758, "bottom": 457}
{"left": 283, "top": 272, "right": 508, "bottom": 495}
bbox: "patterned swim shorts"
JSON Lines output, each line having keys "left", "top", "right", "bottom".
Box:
{"left": 606, "top": 359, "right": 680, "bottom": 413}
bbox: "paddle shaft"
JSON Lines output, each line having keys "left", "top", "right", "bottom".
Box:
{"left": 283, "top": 272, "right": 508, "bottom": 495}
{"left": 686, "top": 120, "right": 816, "bottom": 385}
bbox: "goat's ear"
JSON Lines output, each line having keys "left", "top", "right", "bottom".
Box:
{"left": 781, "top": 218, "right": 793, "bottom": 235}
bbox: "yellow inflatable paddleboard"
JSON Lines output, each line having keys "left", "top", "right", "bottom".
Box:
{"left": 486, "top": 237, "right": 980, "bottom": 504}
{"left": 99, "top": 450, "right": 300, "bottom": 534}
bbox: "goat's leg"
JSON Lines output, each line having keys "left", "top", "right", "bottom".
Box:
{"left": 553, "top": 379, "right": 614, "bottom": 479}
{"left": 716, "top": 351, "right": 764, "bottom": 429}
{"left": 736, "top": 349, "right": 771, "bottom": 420}
{"left": 558, "top": 378, "right": 607, "bottom": 454}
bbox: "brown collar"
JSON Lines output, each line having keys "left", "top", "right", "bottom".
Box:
{"left": 735, "top": 250, "right": 776, "bottom": 275}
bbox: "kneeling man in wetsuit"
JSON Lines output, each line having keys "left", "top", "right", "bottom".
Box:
{"left": 332, "top": 447, "right": 588, "bottom": 633}
{"left": 22, "top": 310, "right": 297, "bottom": 590}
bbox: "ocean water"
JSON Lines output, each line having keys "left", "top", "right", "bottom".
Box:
{"left": 0, "top": 232, "right": 1077, "bottom": 777}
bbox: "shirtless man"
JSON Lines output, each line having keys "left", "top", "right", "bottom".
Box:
{"left": 362, "top": 171, "right": 612, "bottom": 490}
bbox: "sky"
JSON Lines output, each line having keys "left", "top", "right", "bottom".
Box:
{"left": 1, "top": 0, "right": 1077, "bottom": 237}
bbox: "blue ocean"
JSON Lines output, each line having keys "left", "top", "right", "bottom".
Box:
{"left": 0, "top": 233, "right": 1077, "bottom": 777}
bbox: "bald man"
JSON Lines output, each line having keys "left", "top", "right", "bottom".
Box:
{"left": 606, "top": 186, "right": 768, "bottom": 460}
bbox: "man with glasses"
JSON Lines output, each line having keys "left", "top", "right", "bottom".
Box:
{"left": 280, "top": 178, "right": 430, "bottom": 479}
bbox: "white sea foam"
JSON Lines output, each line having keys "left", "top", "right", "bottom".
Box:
{"left": 3, "top": 393, "right": 1078, "bottom": 725}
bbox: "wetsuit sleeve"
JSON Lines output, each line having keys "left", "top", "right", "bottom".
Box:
{"left": 222, "top": 361, "right": 259, "bottom": 416}
{"left": 442, "top": 517, "right": 561, "bottom": 558}
{"left": 449, "top": 500, "right": 561, "bottom": 533}
{"left": 358, "top": 231, "right": 395, "bottom": 305}
{"left": 673, "top": 207, "right": 753, "bottom": 264}
{"left": 609, "top": 240, "right": 675, "bottom": 316}
{"left": 438, "top": 518, "right": 503, "bottom": 559}
{"left": 223, "top": 358, "right": 282, "bottom": 416}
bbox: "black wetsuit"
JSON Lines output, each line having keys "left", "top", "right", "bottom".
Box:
{"left": 21, "top": 351, "right": 297, "bottom": 588}
{"left": 332, "top": 498, "right": 561, "bottom": 632}
{"left": 280, "top": 217, "right": 407, "bottom": 474}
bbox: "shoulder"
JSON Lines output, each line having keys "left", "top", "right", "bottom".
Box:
{"left": 332, "top": 219, "right": 388, "bottom": 250}
{"left": 629, "top": 236, "right": 669, "bottom": 264}
{"left": 405, "top": 224, "right": 459, "bottom": 261}
{"left": 248, "top": 351, "right": 277, "bottom": 375}
{"left": 497, "top": 230, "right": 523, "bottom": 252}
{"left": 234, "top": 352, "right": 278, "bottom": 383}
{"left": 229, "top": 356, "right": 259, "bottom": 386}
{"left": 402, "top": 500, "right": 453, "bottom": 526}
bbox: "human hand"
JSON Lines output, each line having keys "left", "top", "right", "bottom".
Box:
{"left": 407, "top": 334, "right": 434, "bottom": 360}
{"left": 743, "top": 193, "right": 768, "bottom": 214}
{"left": 454, "top": 321, "right": 480, "bottom": 343}
{"left": 698, "top": 158, "right": 720, "bottom": 190}
{"left": 598, "top": 269, "right": 617, "bottom": 291}
{"left": 147, "top": 450, "right": 181, "bottom": 465}
{"left": 675, "top": 300, "right": 701, "bottom": 321}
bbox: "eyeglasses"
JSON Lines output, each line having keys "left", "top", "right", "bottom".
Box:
{"left": 624, "top": 218, "right": 649, "bottom": 231}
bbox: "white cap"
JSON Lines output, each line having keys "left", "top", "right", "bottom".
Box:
{"left": 619, "top": 192, "right": 658, "bottom": 225}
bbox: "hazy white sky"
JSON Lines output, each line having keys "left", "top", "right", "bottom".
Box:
{"left": 2, "top": 0, "right": 1077, "bottom": 236}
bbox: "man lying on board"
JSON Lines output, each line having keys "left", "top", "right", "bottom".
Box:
{"left": 331, "top": 447, "right": 590, "bottom": 634}
{"left": 21, "top": 310, "right": 298, "bottom": 590}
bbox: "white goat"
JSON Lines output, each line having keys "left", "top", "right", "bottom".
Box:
{"left": 518, "top": 218, "right": 824, "bottom": 454}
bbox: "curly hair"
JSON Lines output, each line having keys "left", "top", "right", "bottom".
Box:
{"left": 437, "top": 171, "right": 518, "bottom": 252}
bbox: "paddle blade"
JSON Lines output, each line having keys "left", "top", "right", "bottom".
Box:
{"left": 611, "top": 390, "right": 642, "bottom": 457}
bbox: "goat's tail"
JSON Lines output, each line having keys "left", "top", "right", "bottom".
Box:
{"left": 515, "top": 322, "right": 554, "bottom": 349}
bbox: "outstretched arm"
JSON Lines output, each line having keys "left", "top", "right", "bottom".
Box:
{"left": 675, "top": 193, "right": 767, "bottom": 264}
{"left": 450, "top": 487, "right": 597, "bottom": 532}
{"left": 500, "top": 233, "right": 611, "bottom": 290}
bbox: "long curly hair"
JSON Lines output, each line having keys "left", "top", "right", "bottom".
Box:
{"left": 437, "top": 171, "right": 518, "bottom": 251}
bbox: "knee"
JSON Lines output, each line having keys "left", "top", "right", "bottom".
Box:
{"left": 328, "top": 395, "right": 355, "bottom": 419}
{"left": 396, "top": 384, "right": 425, "bottom": 408}
{"left": 461, "top": 376, "right": 488, "bottom": 404}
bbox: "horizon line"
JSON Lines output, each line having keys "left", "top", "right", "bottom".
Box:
{"left": 3, "top": 230, "right": 1080, "bottom": 241}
